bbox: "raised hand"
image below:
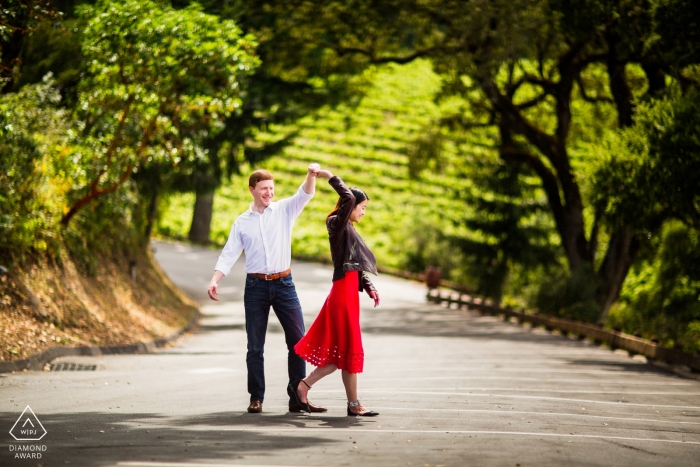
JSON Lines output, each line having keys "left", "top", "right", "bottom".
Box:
{"left": 307, "top": 163, "right": 321, "bottom": 175}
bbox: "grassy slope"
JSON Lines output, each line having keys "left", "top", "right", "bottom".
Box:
{"left": 158, "top": 60, "right": 476, "bottom": 270}
{"left": 0, "top": 249, "right": 197, "bottom": 363}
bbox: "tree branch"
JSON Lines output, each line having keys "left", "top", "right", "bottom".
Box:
{"left": 329, "top": 44, "right": 435, "bottom": 64}
{"left": 482, "top": 78, "right": 560, "bottom": 163}
{"left": 520, "top": 74, "right": 558, "bottom": 95}
{"left": 499, "top": 145, "right": 566, "bottom": 236}
{"left": 589, "top": 207, "right": 602, "bottom": 260}
{"left": 515, "top": 92, "right": 550, "bottom": 110}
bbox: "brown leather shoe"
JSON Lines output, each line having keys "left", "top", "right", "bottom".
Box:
{"left": 289, "top": 400, "right": 327, "bottom": 413}
{"left": 247, "top": 400, "right": 263, "bottom": 413}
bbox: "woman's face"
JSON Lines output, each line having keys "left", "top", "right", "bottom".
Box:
{"left": 349, "top": 199, "right": 368, "bottom": 223}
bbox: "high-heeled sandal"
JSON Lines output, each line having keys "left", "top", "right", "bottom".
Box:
{"left": 289, "top": 379, "right": 312, "bottom": 413}
{"left": 347, "top": 400, "right": 379, "bottom": 417}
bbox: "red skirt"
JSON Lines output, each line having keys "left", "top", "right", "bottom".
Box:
{"left": 294, "top": 271, "right": 364, "bottom": 373}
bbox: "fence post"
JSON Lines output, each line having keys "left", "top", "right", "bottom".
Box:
{"left": 426, "top": 267, "right": 441, "bottom": 290}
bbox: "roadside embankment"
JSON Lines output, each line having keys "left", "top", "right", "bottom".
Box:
{"left": 0, "top": 247, "right": 198, "bottom": 366}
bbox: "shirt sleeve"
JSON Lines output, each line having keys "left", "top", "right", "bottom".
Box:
{"left": 280, "top": 184, "right": 314, "bottom": 220}
{"left": 213, "top": 220, "right": 244, "bottom": 276}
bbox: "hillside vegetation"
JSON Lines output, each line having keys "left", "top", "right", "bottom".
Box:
{"left": 158, "top": 60, "right": 551, "bottom": 292}
{"left": 3, "top": 0, "right": 698, "bottom": 358}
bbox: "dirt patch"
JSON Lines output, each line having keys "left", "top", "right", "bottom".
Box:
{"left": 0, "top": 247, "right": 198, "bottom": 363}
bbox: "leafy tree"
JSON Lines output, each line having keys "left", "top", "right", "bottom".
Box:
{"left": 242, "top": 0, "right": 698, "bottom": 319}
{"left": 59, "top": 0, "right": 259, "bottom": 226}
{"left": 0, "top": 75, "right": 72, "bottom": 261}
{"left": 593, "top": 89, "right": 700, "bottom": 234}
{"left": 452, "top": 161, "right": 558, "bottom": 303}
{"left": 593, "top": 87, "right": 700, "bottom": 334}
{"left": 13, "top": 15, "right": 83, "bottom": 101}
{"left": 159, "top": 0, "right": 366, "bottom": 244}
{"left": 609, "top": 220, "right": 700, "bottom": 352}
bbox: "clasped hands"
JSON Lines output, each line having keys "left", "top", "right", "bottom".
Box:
{"left": 307, "top": 162, "right": 333, "bottom": 179}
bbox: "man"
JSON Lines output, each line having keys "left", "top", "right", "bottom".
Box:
{"left": 207, "top": 163, "right": 327, "bottom": 414}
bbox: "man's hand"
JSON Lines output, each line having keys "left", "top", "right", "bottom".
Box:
{"left": 308, "top": 163, "right": 321, "bottom": 175}
{"left": 207, "top": 281, "right": 219, "bottom": 301}
{"left": 370, "top": 290, "right": 380, "bottom": 307}
{"left": 303, "top": 163, "right": 321, "bottom": 194}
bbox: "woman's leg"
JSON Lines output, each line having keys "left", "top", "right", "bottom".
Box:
{"left": 342, "top": 370, "right": 367, "bottom": 414}
{"left": 297, "top": 364, "right": 337, "bottom": 403}
{"left": 341, "top": 370, "right": 358, "bottom": 402}
{"left": 342, "top": 370, "right": 376, "bottom": 415}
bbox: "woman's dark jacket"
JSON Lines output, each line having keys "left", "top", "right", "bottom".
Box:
{"left": 326, "top": 175, "right": 378, "bottom": 296}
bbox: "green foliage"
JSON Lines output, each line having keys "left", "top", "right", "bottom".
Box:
{"left": 1, "top": 0, "right": 262, "bottom": 267}
{"left": 15, "top": 18, "right": 84, "bottom": 97}
{"left": 159, "top": 60, "right": 455, "bottom": 269}
{"left": 593, "top": 88, "right": 700, "bottom": 230}
{"left": 61, "top": 0, "right": 259, "bottom": 225}
{"left": 609, "top": 220, "right": 700, "bottom": 352}
{"left": 651, "top": 0, "right": 700, "bottom": 72}
{"left": 159, "top": 60, "right": 559, "bottom": 307}
{"left": 0, "top": 75, "right": 71, "bottom": 261}
{"left": 0, "top": 74, "right": 139, "bottom": 267}
{"left": 536, "top": 264, "right": 602, "bottom": 323}
{"left": 3, "top": 0, "right": 698, "bottom": 355}
{"left": 0, "top": 0, "right": 63, "bottom": 91}
{"left": 594, "top": 86, "right": 700, "bottom": 347}
{"left": 450, "top": 161, "right": 559, "bottom": 302}
{"left": 62, "top": 182, "right": 141, "bottom": 275}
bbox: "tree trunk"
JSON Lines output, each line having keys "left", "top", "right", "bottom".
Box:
{"left": 605, "top": 32, "right": 634, "bottom": 128}
{"left": 596, "top": 228, "right": 640, "bottom": 320}
{"left": 188, "top": 190, "right": 214, "bottom": 245}
{"left": 144, "top": 188, "right": 159, "bottom": 240}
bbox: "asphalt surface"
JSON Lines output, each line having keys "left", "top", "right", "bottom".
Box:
{"left": 1, "top": 240, "right": 700, "bottom": 467}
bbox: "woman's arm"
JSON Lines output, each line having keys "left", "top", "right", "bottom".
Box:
{"left": 361, "top": 272, "right": 380, "bottom": 307}
{"left": 326, "top": 175, "right": 356, "bottom": 229}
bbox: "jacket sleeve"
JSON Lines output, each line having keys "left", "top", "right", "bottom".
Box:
{"left": 360, "top": 271, "right": 377, "bottom": 296}
{"left": 327, "top": 175, "right": 356, "bottom": 233}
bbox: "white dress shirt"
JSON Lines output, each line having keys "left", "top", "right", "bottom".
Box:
{"left": 214, "top": 185, "right": 314, "bottom": 276}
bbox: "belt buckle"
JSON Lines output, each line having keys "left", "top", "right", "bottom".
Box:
{"left": 264, "top": 273, "right": 271, "bottom": 280}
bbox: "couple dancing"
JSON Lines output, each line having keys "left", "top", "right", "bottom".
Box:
{"left": 207, "top": 163, "right": 380, "bottom": 416}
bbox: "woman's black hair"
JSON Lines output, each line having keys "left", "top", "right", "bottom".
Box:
{"left": 350, "top": 187, "right": 369, "bottom": 204}
{"left": 327, "top": 187, "right": 369, "bottom": 219}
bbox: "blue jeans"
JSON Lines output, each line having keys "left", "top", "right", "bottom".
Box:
{"left": 243, "top": 273, "right": 306, "bottom": 402}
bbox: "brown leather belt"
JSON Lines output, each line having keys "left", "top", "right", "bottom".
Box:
{"left": 247, "top": 268, "right": 291, "bottom": 281}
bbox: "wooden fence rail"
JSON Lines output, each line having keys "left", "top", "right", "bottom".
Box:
{"left": 427, "top": 289, "right": 700, "bottom": 373}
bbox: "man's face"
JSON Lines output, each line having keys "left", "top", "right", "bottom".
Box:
{"left": 249, "top": 179, "right": 275, "bottom": 207}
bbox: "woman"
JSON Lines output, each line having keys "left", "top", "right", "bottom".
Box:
{"left": 290, "top": 170, "right": 381, "bottom": 416}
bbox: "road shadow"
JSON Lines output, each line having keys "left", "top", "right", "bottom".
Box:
{"left": 1, "top": 410, "right": 362, "bottom": 467}
{"left": 194, "top": 323, "right": 246, "bottom": 332}
{"left": 566, "top": 359, "right": 675, "bottom": 376}
{"left": 358, "top": 305, "right": 679, "bottom": 377}
{"left": 360, "top": 304, "right": 573, "bottom": 344}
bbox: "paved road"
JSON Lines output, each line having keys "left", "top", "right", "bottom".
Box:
{"left": 2, "top": 241, "right": 700, "bottom": 466}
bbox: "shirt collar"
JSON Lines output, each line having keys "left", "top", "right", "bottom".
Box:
{"left": 247, "top": 201, "right": 274, "bottom": 215}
